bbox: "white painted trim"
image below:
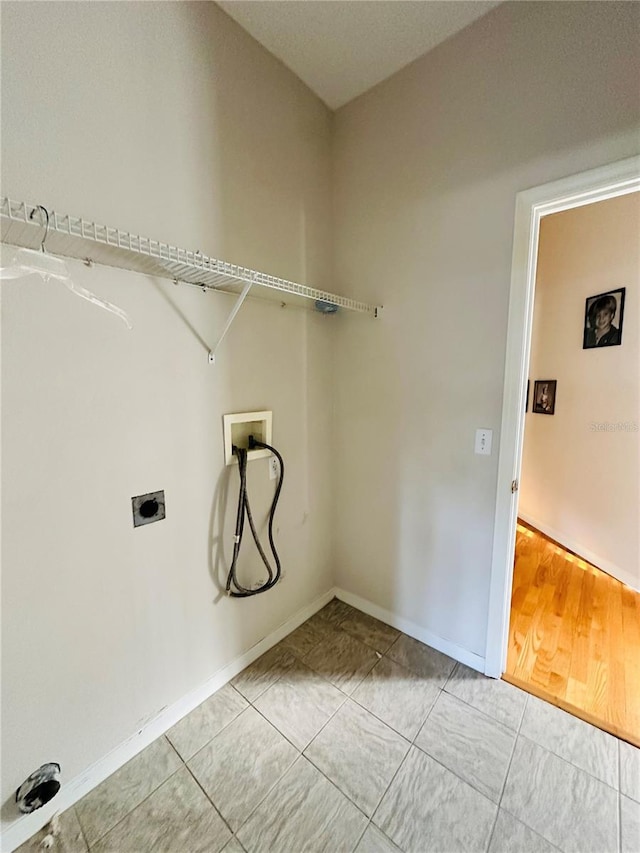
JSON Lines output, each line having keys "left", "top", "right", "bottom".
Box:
{"left": 485, "top": 155, "right": 640, "bottom": 678}
{"left": 1, "top": 587, "right": 337, "bottom": 853}
{"left": 518, "top": 513, "right": 640, "bottom": 594}
{"left": 335, "top": 587, "right": 485, "bottom": 674}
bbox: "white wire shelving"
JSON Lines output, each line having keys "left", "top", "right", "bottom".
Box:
{"left": 0, "top": 197, "right": 380, "bottom": 317}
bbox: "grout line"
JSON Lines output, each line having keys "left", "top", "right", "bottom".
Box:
{"left": 367, "top": 736, "right": 412, "bottom": 820}
{"left": 410, "top": 737, "right": 504, "bottom": 806}
{"left": 184, "top": 703, "right": 252, "bottom": 765}
{"left": 182, "top": 761, "right": 235, "bottom": 839}
{"left": 348, "top": 682, "right": 434, "bottom": 744}
{"left": 268, "top": 679, "right": 409, "bottom": 827}
{"left": 164, "top": 734, "right": 185, "bottom": 764}
{"left": 497, "top": 720, "right": 519, "bottom": 809}
{"left": 304, "top": 694, "right": 412, "bottom": 811}
{"left": 517, "top": 694, "right": 621, "bottom": 791}
{"left": 403, "top": 682, "right": 538, "bottom": 811}
{"left": 83, "top": 762, "right": 185, "bottom": 849}
{"left": 181, "top": 699, "right": 300, "bottom": 841}
{"left": 351, "top": 817, "right": 372, "bottom": 851}
{"left": 335, "top": 616, "right": 401, "bottom": 656}
{"left": 249, "top": 697, "right": 310, "bottom": 753}
{"left": 226, "top": 650, "right": 370, "bottom": 835}
{"left": 72, "top": 805, "right": 91, "bottom": 852}
{"left": 517, "top": 689, "right": 529, "bottom": 731}
{"left": 439, "top": 683, "right": 523, "bottom": 734}
{"left": 294, "top": 751, "right": 371, "bottom": 821}
{"left": 384, "top": 633, "right": 403, "bottom": 661}
{"left": 493, "top": 690, "right": 527, "bottom": 810}
{"left": 298, "top": 693, "right": 351, "bottom": 755}
{"left": 230, "top": 647, "right": 299, "bottom": 704}
{"left": 497, "top": 805, "right": 564, "bottom": 852}
{"left": 284, "top": 664, "right": 353, "bottom": 703}
{"left": 443, "top": 660, "right": 460, "bottom": 689}
{"left": 308, "top": 619, "right": 390, "bottom": 664}
{"left": 517, "top": 731, "right": 620, "bottom": 792}
{"left": 384, "top": 648, "right": 459, "bottom": 686}
{"left": 284, "top": 624, "right": 329, "bottom": 663}
{"left": 216, "top": 748, "right": 301, "bottom": 840}
{"left": 350, "top": 817, "right": 404, "bottom": 852}
{"left": 484, "top": 808, "right": 500, "bottom": 853}
{"left": 410, "top": 688, "right": 442, "bottom": 746}
{"left": 367, "top": 744, "right": 414, "bottom": 833}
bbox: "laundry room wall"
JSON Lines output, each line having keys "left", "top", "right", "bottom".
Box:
{"left": 331, "top": 1, "right": 640, "bottom": 662}
{"left": 1, "top": 0, "right": 335, "bottom": 834}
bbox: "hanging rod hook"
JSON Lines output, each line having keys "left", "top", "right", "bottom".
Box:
{"left": 29, "top": 205, "right": 50, "bottom": 254}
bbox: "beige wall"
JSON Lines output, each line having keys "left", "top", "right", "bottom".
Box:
{"left": 332, "top": 1, "right": 640, "bottom": 657}
{"left": 1, "top": 0, "right": 334, "bottom": 826}
{"left": 520, "top": 193, "right": 640, "bottom": 589}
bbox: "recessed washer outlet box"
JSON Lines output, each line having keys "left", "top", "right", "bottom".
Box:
{"left": 223, "top": 411, "right": 272, "bottom": 465}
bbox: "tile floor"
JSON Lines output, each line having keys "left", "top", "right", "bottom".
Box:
{"left": 17, "top": 599, "right": 640, "bottom": 853}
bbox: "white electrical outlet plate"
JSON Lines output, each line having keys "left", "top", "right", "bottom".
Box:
{"left": 269, "top": 456, "right": 279, "bottom": 480}
{"left": 475, "top": 428, "right": 493, "bottom": 456}
{"left": 223, "top": 411, "right": 272, "bottom": 465}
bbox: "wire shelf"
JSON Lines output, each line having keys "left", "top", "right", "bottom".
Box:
{"left": 0, "top": 197, "right": 380, "bottom": 317}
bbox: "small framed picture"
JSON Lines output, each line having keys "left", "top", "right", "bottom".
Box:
{"left": 583, "top": 288, "right": 625, "bottom": 349}
{"left": 533, "top": 380, "right": 557, "bottom": 415}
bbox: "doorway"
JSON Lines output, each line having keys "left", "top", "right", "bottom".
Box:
{"left": 485, "top": 156, "right": 640, "bottom": 740}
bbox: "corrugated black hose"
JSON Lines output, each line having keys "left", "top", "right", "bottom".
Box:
{"left": 226, "top": 437, "right": 284, "bottom": 597}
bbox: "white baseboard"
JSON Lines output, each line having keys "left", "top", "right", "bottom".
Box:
{"left": 1, "top": 587, "right": 337, "bottom": 853}
{"left": 518, "top": 513, "right": 640, "bottom": 593}
{"left": 334, "top": 587, "right": 486, "bottom": 674}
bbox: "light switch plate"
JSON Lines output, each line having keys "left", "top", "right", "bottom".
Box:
{"left": 475, "top": 429, "right": 493, "bottom": 455}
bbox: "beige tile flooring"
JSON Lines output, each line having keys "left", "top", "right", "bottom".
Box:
{"left": 17, "top": 598, "right": 640, "bottom": 853}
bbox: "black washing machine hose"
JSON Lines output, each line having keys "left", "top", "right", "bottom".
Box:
{"left": 226, "top": 437, "right": 284, "bottom": 597}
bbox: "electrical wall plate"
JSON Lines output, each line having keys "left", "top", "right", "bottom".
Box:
{"left": 132, "top": 490, "right": 166, "bottom": 527}
{"left": 474, "top": 428, "right": 493, "bottom": 456}
{"left": 223, "top": 411, "right": 272, "bottom": 465}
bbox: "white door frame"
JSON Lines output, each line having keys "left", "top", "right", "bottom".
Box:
{"left": 484, "top": 155, "right": 640, "bottom": 678}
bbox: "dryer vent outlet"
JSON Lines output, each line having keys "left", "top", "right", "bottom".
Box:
{"left": 132, "top": 490, "right": 166, "bottom": 527}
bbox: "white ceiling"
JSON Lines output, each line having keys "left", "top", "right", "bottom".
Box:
{"left": 217, "top": 1, "right": 502, "bottom": 110}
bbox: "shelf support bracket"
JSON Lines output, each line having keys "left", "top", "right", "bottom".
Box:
{"left": 208, "top": 280, "right": 252, "bottom": 364}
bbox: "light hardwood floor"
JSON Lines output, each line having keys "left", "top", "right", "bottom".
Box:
{"left": 504, "top": 521, "right": 640, "bottom": 747}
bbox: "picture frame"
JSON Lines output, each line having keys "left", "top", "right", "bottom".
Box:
{"left": 583, "top": 288, "right": 625, "bottom": 349}
{"left": 532, "top": 380, "right": 557, "bottom": 415}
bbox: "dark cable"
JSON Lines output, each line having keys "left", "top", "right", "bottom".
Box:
{"left": 226, "top": 438, "right": 284, "bottom": 597}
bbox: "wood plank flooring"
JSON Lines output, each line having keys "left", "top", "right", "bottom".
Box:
{"left": 504, "top": 521, "right": 640, "bottom": 747}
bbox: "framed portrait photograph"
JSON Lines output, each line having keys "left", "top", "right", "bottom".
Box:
{"left": 533, "top": 380, "right": 557, "bottom": 415}
{"left": 583, "top": 288, "right": 625, "bottom": 349}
